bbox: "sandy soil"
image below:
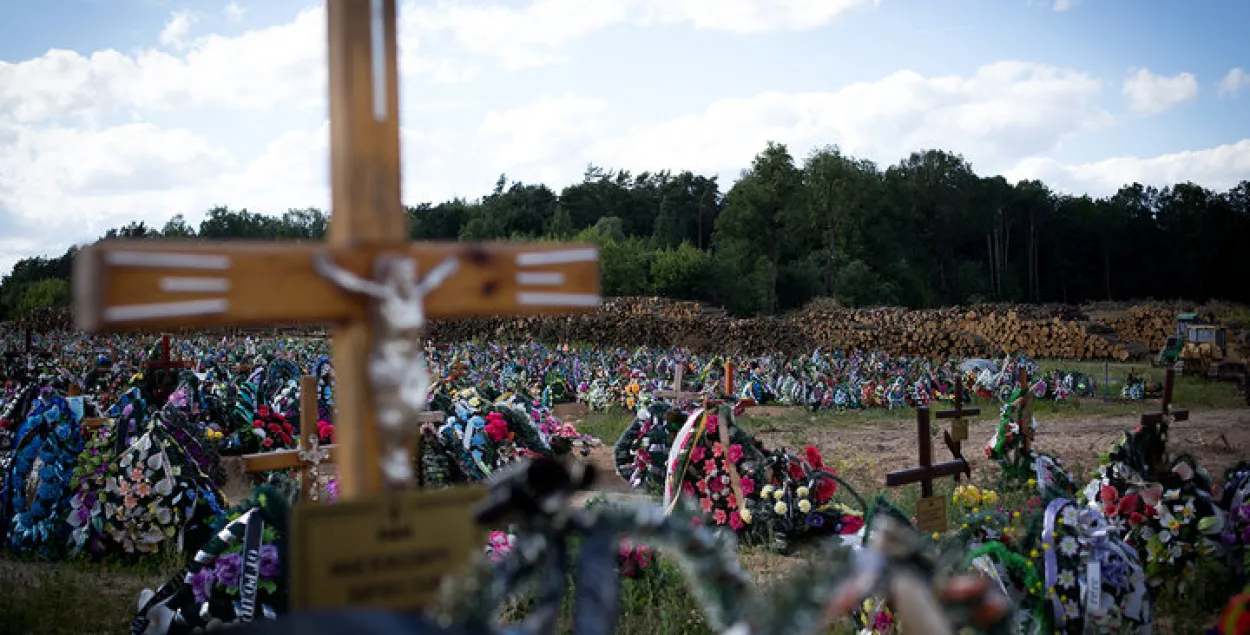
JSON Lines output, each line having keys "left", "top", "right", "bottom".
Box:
{"left": 748, "top": 406, "right": 1250, "bottom": 489}
{"left": 579, "top": 404, "right": 1250, "bottom": 500}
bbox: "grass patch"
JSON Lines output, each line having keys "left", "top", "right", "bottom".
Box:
{"left": 0, "top": 561, "right": 170, "bottom": 635}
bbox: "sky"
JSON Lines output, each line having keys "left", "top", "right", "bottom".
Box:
{"left": 1, "top": 0, "right": 1249, "bottom": 277}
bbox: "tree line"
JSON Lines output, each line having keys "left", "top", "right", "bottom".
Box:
{"left": 3, "top": 143, "right": 1248, "bottom": 321}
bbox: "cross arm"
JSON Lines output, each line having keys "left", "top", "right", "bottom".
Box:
{"left": 244, "top": 446, "right": 342, "bottom": 473}
{"left": 935, "top": 407, "right": 981, "bottom": 419}
{"left": 884, "top": 459, "right": 970, "bottom": 487}
{"left": 74, "top": 240, "right": 601, "bottom": 333}
{"left": 1141, "top": 408, "right": 1190, "bottom": 425}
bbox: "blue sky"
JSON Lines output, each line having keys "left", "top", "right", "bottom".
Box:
{"left": 1, "top": 0, "right": 1248, "bottom": 276}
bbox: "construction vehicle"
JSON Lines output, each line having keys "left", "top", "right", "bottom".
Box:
{"left": 1155, "top": 313, "right": 1247, "bottom": 380}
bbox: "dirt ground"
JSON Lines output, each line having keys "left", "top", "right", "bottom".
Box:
{"left": 580, "top": 403, "right": 1250, "bottom": 500}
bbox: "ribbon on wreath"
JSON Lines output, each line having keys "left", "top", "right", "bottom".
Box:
{"left": 1042, "top": 498, "right": 1151, "bottom": 632}
{"left": 663, "top": 408, "right": 708, "bottom": 513}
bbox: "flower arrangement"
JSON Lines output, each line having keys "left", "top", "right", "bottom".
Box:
{"left": 961, "top": 498, "right": 1152, "bottom": 634}
{"left": 177, "top": 486, "right": 289, "bottom": 625}
{"left": 1219, "top": 463, "right": 1250, "bottom": 583}
{"left": 952, "top": 484, "right": 999, "bottom": 509}
{"left": 485, "top": 530, "right": 515, "bottom": 562}
{"left": 748, "top": 446, "right": 864, "bottom": 554}
{"left": 853, "top": 597, "right": 895, "bottom": 634}
{"left": 5, "top": 393, "right": 82, "bottom": 557}
{"left": 421, "top": 400, "right": 552, "bottom": 486}
{"left": 316, "top": 418, "right": 335, "bottom": 445}
{"left": 236, "top": 405, "right": 296, "bottom": 454}
{"left": 618, "top": 538, "right": 653, "bottom": 579}
{"left": 614, "top": 403, "right": 678, "bottom": 493}
{"left": 67, "top": 425, "right": 117, "bottom": 557}
{"left": 667, "top": 408, "right": 765, "bottom": 537}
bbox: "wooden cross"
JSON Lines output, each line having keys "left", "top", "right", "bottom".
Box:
{"left": 241, "top": 375, "right": 449, "bottom": 500}
{"left": 655, "top": 360, "right": 744, "bottom": 409}
{"left": 1011, "top": 367, "right": 1036, "bottom": 454}
{"left": 655, "top": 362, "right": 701, "bottom": 403}
{"left": 1140, "top": 367, "right": 1188, "bottom": 428}
{"left": 144, "top": 334, "right": 192, "bottom": 404}
{"left": 1139, "top": 367, "right": 1188, "bottom": 479}
{"left": 72, "top": 0, "right": 600, "bottom": 500}
{"left": 935, "top": 375, "right": 980, "bottom": 445}
{"left": 885, "top": 406, "right": 971, "bottom": 498}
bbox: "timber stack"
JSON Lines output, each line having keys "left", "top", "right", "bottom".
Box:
{"left": 1093, "top": 306, "right": 1173, "bottom": 351}
{"left": 12, "top": 301, "right": 1239, "bottom": 361}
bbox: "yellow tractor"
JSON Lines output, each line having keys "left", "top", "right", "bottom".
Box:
{"left": 1159, "top": 313, "right": 1247, "bottom": 380}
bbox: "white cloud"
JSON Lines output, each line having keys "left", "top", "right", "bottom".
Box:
{"left": 478, "top": 95, "right": 609, "bottom": 170}
{"left": 159, "top": 10, "right": 199, "bottom": 49}
{"left": 487, "top": 61, "right": 1112, "bottom": 179}
{"left": 1005, "top": 139, "right": 1250, "bottom": 196}
{"left": 1051, "top": 0, "right": 1079, "bottom": 12}
{"left": 1218, "top": 67, "right": 1250, "bottom": 98}
{"left": 1122, "top": 68, "right": 1198, "bottom": 116}
{"left": 224, "top": 1, "right": 246, "bottom": 23}
{"left": 0, "top": 0, "right": 1245, "bottom": 278}
{"left": 404, "top": 0, "right": 875, "bottom": 71}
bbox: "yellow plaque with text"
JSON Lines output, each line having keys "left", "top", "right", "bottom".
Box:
{"left": 915, "top": 496, "right": 948, "bottom": 535}
{"left": 291, "top": 485, "right": 486, "bottom": 611}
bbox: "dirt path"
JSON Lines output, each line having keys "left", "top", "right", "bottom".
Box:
{"left": 743, "top": 407, "right": 1250, "bottom": 488}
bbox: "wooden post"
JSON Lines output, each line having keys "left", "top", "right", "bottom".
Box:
{"left": 73, "top": 203, "right": 599, "bottom": 499}
{"left": 935, "top": 375, "right": 980, "bottom": 445}
{"left": 1139, "top": 367, "right": 1189, "bottom": 480}
{"left": 886, "top": 408, "right": 970, "bottom": 498}
{"left": 74, "top": 0, "right": 599, "bottom": 613}
{"left": 1015, "top": 367, "right": 1035, "bottom": 454}
{"left": 885, "top": 406, "right": 970, "bottom": 533}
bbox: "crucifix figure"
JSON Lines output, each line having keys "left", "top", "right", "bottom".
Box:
{"left": 886, "top": 406, "right": 971, "bottom": 498}
{"left": 72, "top": 0, "right": 601, "bottom": 501}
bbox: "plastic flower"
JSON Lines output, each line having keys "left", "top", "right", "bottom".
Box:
{"left": 774, "top": 502, "right": 788, "bottom": 515}
{"left": 798, "top": 499, "right": 812, "bottom": 513}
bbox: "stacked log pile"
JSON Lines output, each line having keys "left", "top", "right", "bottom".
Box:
{"left": 790, "top": 305, "right": 1131, "bottom": 361}
{"left": 12, "top": 300, "right": 1226, "bottom": 361}
{"left": 1093, "top": 306, "right": 1174, "bottom": 351}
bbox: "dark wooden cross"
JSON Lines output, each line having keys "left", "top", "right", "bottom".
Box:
{"left": 72, "top": 0, "right": 601, "bottom": 500}
{"left": 143, "top": 333, "right": 192, "bottom": 404}
{"left": 936, "top": 375, "right": 979, "bottom": 445}
{"left": 886, "top": 406, "right": 971, "bottom": 498}
{"left": 1141, "top": 367, "right": 1188, "bottom": 427}
{"left": 1012, "top": 366, "right": 1036, "bottom": 454}
{"left": 1139, "top": 367, "right": 1188, "bottom": 479}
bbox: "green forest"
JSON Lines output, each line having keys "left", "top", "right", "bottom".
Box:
{"left": 3, "top": 143, "right": 1248, "bottom": 320}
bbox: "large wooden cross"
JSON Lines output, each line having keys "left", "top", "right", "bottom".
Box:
{"left": 1139, "top": 367, "right": 1188, "bottom": 479}
{"left": 1141, "top": 367, "right": 1188, "bottom": 428}
{"left": 72, "top": 0, "right": 600, "bottom": 500}
{"left": 242, "top": 376, "right": 446, "bottom": 500}
{"left": 935, "top": 375, "right": 980, "bottom": 447}
{"left": 885, "top": 406, "right": 971, "bottom": 498}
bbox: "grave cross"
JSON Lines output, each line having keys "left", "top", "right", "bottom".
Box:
{"left": 1138, "top": 367, "right": 1188, "bottom": 480}
{"left": 1140, "top": 367, "right": 1188, "bottom": 428}
{"left": 1009, "top": 366, "right": 1036, "bottom": 454}
{"left": 241, "top": 376, "right": 447, "bottom": 500}
{"left": 73, "top": 1, "right": 600, "bottom": 499}
{"left": 935, "top": 375, "right": 980, "bottom": 445}
{"left": 885, "top": 406, "right": 971, "bottom": 498}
